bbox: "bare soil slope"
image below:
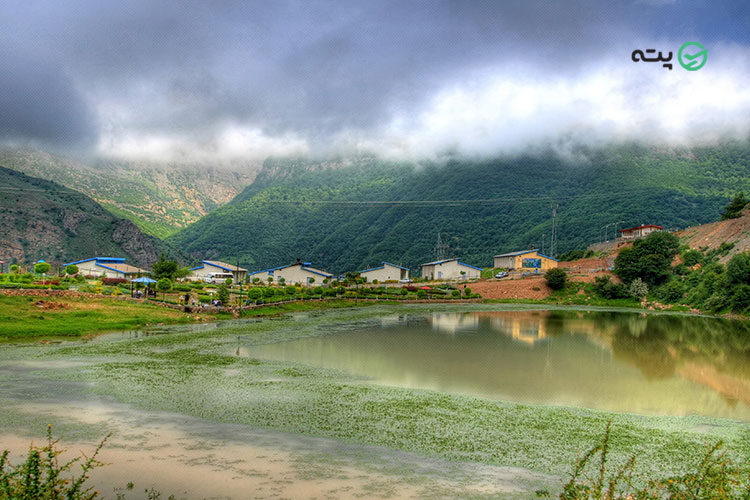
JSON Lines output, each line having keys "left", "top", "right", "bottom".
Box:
{"left": 678, "top": 207, "right": 750, "bottom": 261}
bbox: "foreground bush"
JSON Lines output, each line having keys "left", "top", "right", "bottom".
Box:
{"left": 0, "top": 426, "right": 108, "bottom": 500}
{"left": 538, "top": 422, "right": 750, "bottom": 499}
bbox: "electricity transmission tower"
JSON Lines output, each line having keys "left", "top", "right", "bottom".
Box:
{"left": 550, "top": 204, "right": 558, "bottom": 257}
{"left": 435, "top": 233, "right": 449, "bottom": 261}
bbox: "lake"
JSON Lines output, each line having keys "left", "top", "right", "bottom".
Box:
{"left": 247, "top": 309, "right": 750, "bottom": 420}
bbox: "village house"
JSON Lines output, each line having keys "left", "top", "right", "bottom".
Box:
{"left": 188, "top": 260, "right": 247, "bottom": 283}
{"left": 420, "top": 258, "right": 482, "bottom": 280}
{"left": 250, "top": 260, "right": 333, "bottom": 286}
{"left": 359, "top": 262, "right": 410, "bottom": 282}
{"left": 62, "top": 257, "right": 149, "bottom": 279}
{"left": 493, "top": 249, "right": 558, "bottom": 272}
{"left": 618, "top": 224, "right": 663, "bottom": 240}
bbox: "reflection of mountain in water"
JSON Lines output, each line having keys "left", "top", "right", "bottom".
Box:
{"left": 444, "top": 310, "right": 750, "bottom": 405}
{"left": 605, "top": 313, "right": 750, "bottom": 405}
{"left": 248, "top": 309, "right": 750, "bottom": 419}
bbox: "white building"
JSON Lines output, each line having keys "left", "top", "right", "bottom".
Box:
{"left": 619, "top": 224, "right": 663, "bottom": 240}
{"left": 63, "top": 257, "right": 149, "bottom": 279}
{"left": 188, "top": 260, "right": 247, "bottom": 283}
{"left": 420, "top": 258, "right": 482, "bottom": 281}
{"left": 250, "top": 261, "right": 333, "bottom": 286}
{"left": 359, "top": 262, "right": 409, "bottom": 282}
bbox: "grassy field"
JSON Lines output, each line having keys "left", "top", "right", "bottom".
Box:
{"left": 0, "top": 295, "right": 226, "bottom": 340}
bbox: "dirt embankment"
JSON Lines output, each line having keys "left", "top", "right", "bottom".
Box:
{"left": 678, "top": 208, "right": 750, "bottom": 261}
{"left": 474, "top": 271, "right": 618, "bottom": 300}
{"left": 473, "top": 277, "right": 551, "bottom": 300}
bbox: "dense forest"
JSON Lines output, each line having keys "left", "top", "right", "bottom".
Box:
{"left": 170, "top": 142, "right": 750, "bottom": 274}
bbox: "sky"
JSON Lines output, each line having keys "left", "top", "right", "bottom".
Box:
{"left": 0, "top": 0, "right": 749, "bottom": 161}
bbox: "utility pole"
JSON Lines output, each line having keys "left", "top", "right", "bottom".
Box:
{"left": 541, "top": 234, "right": 546, "bottom": 255}
{"left": 550, "top": 204, "right": 558, "bottom": 258}
{"left": 614, "top": 220, "right": 624, "bottom": 241}
{"left": 237, "top": 258, "right": 242, "bottom": 313}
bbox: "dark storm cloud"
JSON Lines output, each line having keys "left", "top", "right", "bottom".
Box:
{"left": 0, "top": 0, "right": 747, "bottom": 159}
{"left": 0, "top": 44, "right": 97, "bottom": 149}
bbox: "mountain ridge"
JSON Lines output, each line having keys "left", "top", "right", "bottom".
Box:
{"left": 0, "top": 149, "right": 258, "bottom": 238}
{"left": 169, "top": 142, "right": 750, "bottom": 274}
{"left": 0, "top": 165, "right": 185, "bottom": 268}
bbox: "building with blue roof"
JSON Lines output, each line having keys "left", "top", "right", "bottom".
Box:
{"left": 493, "top": 249, "right": 558, "bottom": 272}
{"left": 359, "top": 262, "right": 410, "bottom": 282}
{"left": 420, "top": 258, "right": 482, "bottom": 281}
{"left": 62, "top": 257, "right": 149, "bottom": 278}
{"left": 188, "top": 260, "right": 247, "bottom": 283}
{"left": 250, "top": 259, "right": 332, "bottom": 286}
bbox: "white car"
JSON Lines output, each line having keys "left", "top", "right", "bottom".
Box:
{"left": 495, "top": 271, "right": 509, "bottom": 279}
{"left": 399, "top": 278, "right": 413, "bottom": 284}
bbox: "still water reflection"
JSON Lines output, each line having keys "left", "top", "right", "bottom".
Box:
{"left": 249, "top": 310, "right": 750, "bottom": 420}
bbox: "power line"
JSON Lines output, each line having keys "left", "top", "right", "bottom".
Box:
{"left": 259, "top": 188, "right": 664, "bottom": 207}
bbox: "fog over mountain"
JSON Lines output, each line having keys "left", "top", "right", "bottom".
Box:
{"left": 1, "top": 1, "right": 748, "bottom": 163}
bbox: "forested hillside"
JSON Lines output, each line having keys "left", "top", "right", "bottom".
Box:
{"left": 0, "top": 149, "right": 257, "bottom": 237}
{"left": 170, "top": 142, "right": 750, "bottom": 274}
{"left": 0, "top": 166, "right": 184, "bottom": 268}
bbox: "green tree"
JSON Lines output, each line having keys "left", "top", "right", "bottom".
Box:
{"left": 10, "top": 264, "right": 18, "bottom": 273}
{"left": 681, "top": 249, "right": 703, "bottom": 267}
{"left": 726, "top": 252, "right": 750, "bottom": 286}
{"left": 730, "top": 284, "right": 750, "bottom": 313}
{"left": 152, "top": 253, "right": 179, "bottom": 280}
{"left": 545, "top": 268, "right": 567, "bottom": 290}
{"left": 464, "top": 287, "right": 472, "bottom": 296}
{"left": 65, "top": 264, "right": 79, "bottom": 275}
{"left": 225, "top": 277, "right": 233, "bottom": 286}
{"left": 156, "top": 278, "right": 172, "bottom": 301}
{"left": 216, "top": 284, "right": 230, "bottom": 305}
{"left": 614, "top": 231, "right": 679, "bottom": 286}
{"left": 721, "top": 192, "right": 748, "bottom": 220}
{"left": 248, "top": 287, "right": 263, "bottom": 301}
{"left": 34, "top": 262, "right": 51, "bottom": 275}
{"left": 416, "top": 289, "right": 427, "bottom": 299}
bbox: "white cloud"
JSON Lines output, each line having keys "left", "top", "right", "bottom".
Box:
{"left": 97, "top": 123, "right": 310, "bottom": 162}
{"left": 95, "top": 43, "right": 750, "bottom": 162}
{"left": 344, "top": 44, "right": 750, "bottom": 159}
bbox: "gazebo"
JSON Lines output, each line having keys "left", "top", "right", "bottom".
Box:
{"left": 130, "top": 277, "right": 157, "bottom": 298}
